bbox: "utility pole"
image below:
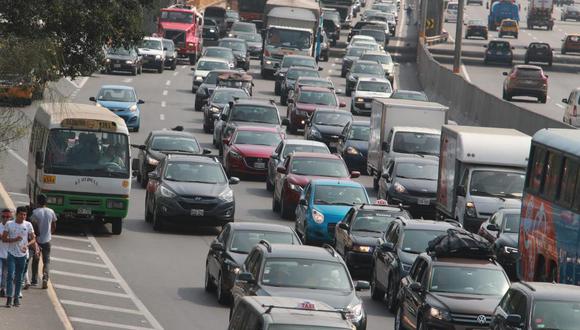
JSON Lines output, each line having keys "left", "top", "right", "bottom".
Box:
{"left": 452, "top": 0, "right": 465, "bottom": 73}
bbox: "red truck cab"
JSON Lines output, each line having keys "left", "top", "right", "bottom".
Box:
{"left": 157, "top": 4, "right": 203, "bottom": 64}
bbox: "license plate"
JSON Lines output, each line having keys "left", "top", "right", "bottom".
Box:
{"left": 190, "top": 209, "right": 204, "bottom": 216}
{"left": 418, "top": 198, "right": 430, "bottom": 205}
{"left": 113, "top": 64, "right": 121, "bottom": 68}
{"left": 254, "top": 162, "right": 265, "bottom": 169}
{"left": 77, "top": 208, "right": 92, "bottom": 215}
{"left": 364, "top": 102, "right": 372, "bottom": 108}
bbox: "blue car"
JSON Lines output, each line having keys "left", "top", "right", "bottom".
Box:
{"left": 337, "top": 121, "right": 370, "bottom": 172}
{"left": 295, "top": 179, "right": 370, "bottom": 245}
{"left": 89, "top": 85, "right": 144, "bottom": 132}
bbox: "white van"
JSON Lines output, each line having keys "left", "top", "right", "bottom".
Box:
{"left": 445, "top": 2, "right": 459, "bottom": 22}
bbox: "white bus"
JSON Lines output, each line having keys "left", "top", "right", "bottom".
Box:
{"left": 27, "top": 103, "right": 131, "bottom": 234}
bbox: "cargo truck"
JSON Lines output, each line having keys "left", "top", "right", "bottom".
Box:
{"left": 436, "top": 125, "right": 531, "bottom": 232}
{"left": 527, "top": 0, "right": 554, "bottom": 30}
{"left": 157, "top": 4, "right": 204, "bottom": 65}
{"left": 367, "top": 98, "right": 448, "bottom": 190}
{"left": 260, "top": 0, "right": 322, "bottom": 78}
{"left": 488, "top": 0, "right": 519, "bottom": 30}
{"left": 320, "top": 0, "right": 355, "bottom": 28}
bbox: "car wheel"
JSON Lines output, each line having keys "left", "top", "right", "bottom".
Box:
{"left": 548, "top": 60, "right": 553, "bottom": 66}
{"left": 562, "top": 48, "right": 567, "bottom": 55}
{"left": 346, "top": 88, "right": 352, "bottom": 97}
{"left": 171, "top": 62, "right": 177, "bottom": 70}
{"left": 539, "top": 95, "right": 547, "bottom": 103}
{"left": 217, "top": 272, "right": 230, "bottom": 305}
{"left": 195, "top": 100, "right": 201, "bottom": 111}
{"left": 373, "top": 175, "right": 380, "bottom": 191}
{"left": 394, "top": 306, "right": 405, "bottom": 330}
{"left": 189, "top": 54, "right": 197, "bottom": 65}
{"left": 280, "top": 191, "right": 293, "bottom": 220}
{"left": 272, "top": 191, "right": 281, "bottom": 212}
{"left": 370, "top": 270, "right": 384, "bottom": 301}
{"left": 140, "top": 168, "right": 148, "bottom": 188}
{"left": 341, "top": 69, "right": 346, "bottom": 78}
{"left": 158, "top": 65, "right": 164, "bottom": 73}
{"left": 281, "top": 94, "right": 287, "bottom": 106}
{"left": 505, "top": 91, "right": 512, "bottom": 101}
{"left": 524, "top": 57, "right": 529, "bottom": 64}
{"left": 203, "top": 123, "right": 210, "bottom": 133}
{"left": 152, "top": 205, "right": 165, "bottom": 232}
{"left": 204, "top": 264, "right": 216, "bottom": 292}
{"left": 288, "top": 122, "right": 297, "bottom": 135}
{"left": 387, "top": 278, "right": 398, "bottom": 313}
{"left": 515, "top": 33, "right": 518, "bottom": 38}
{"left": 111, "top": 218, "right": 122, "bottom": 235}
{"left": 133, "top": 126, "right": 139, "bottom": 133}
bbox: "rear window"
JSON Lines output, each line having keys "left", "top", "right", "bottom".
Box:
{"left": 530, "top": 43, "right": 549, "bottom": 50}
{"left": 516, "top": 68, "right": 543, "bottom": 78}
{"left": 489, "top": 42, "right": 510, "bottom": 51}
{"left": 567, "top": 35, "right": 580, "bottom": 43}
{"left": 502, "top": 21, "right": 516, "bottom": 27}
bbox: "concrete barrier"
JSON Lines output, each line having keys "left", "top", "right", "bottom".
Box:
{"left": 416, "top": 41, "right": 572, "bottom": 135}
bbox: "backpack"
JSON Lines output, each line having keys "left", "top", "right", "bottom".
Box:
{"left": 426, "top": 228, "right": 493, "bottom": 259}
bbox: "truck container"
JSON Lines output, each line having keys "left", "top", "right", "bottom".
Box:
{"left": 526, "top": 0, "right": 554, "bottom": 30}
{"left": 157, "top": 4, "right": 203, "bottom": 64}
{"left": 367, "top": 98, "right": 448, "bottom": 189}
{"left": 488, "top": 0, "right": 519, "bottom": 30}
{"left": 436, "top": 125, "right": 531, "bottom": 232}
{"left": 320, "top": 0, "right": 355, "bottom": 28}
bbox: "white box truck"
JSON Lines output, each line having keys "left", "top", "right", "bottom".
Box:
{"left": 436, "top": 125, "right": 531, "bottom": 232}
{"left": 367, "top": 98, "right": 448, "bottom": 189}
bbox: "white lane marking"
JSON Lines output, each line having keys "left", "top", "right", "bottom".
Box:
{"left": 161, "top": 101, "right": 166, "bottom": 108}
{"left": 122, "top": 78, "right": 133, "bottom": 83}
{"left": 69, "top": 317, "right": 155, "bottom": 330}
{"left": 328, "top": 70, "right": 333, "bottom": 74}
{"left": 162, "top": 90, "right": 168, "bottom": 96}
{"left": 53, "top": 235, "right": 89, "bottom": 242}
{"left": 67, "top": 77, "right": 89, "bottom": 89}
{"left": 331, "top": 63, "right": 336, "bottom": 67}
{"left": 533, "top": 36, "right": 538, "bottom": 40}
{"left": 173, "top": 71, "right": 179, "bottom": 76}
{"left": 51, "top": 270, "right": 119, "bottom": 283}
{"left": 7, "top": 148, "right": 27, "bottom": 166}
{"left": 86, "top": 234, "right": 164, "bottom": 330}
{"left": 53, "top": 246, "right": 98, "bottom": 255}
{"left": 558, "top": 28, "right": 563, "bottom": 32}
{"left": 160, "top": 114, "right": 165, "bottom": 121}
{"left": 461, "top": 64, "right": 472, "bottom": 83}
{"left": 165, "top": 80, "right": 171, "bottom": 86}
{"left": 557, "top": 103, "right": 565, "bottom": 108}
{"left": 53, "top": 284, "right": 130, "bottom": 298}
{"left": 52, "top": 257, "right": 108, "bottom": 268}
{"left": 60, "top": 300, "right": 143, "bottom": 316}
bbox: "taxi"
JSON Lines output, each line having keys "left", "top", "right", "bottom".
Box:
{"left": 498, "top": 19, "right": 519, "bottom": 38}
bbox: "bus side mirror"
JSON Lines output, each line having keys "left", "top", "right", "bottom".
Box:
{"left": 35, "top": 151, "right": 44, "bottom": 169}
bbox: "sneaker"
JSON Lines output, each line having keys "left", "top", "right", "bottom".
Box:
{"left": 18, "top": 293, "right": 22, "bottom": 298}
{"left": 30, "top": 281, "right": 38, "bottom": 287}
{"left": 42, "top": 280, "right": 48, "bottom": 289}
{"left": 5, "top": 297, "right": 11, "bottom": 308}
{"left": 13, "top": 298, "right": 20, "bottom": 307}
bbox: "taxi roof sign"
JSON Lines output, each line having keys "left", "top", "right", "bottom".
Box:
{"left": 298, "top": 301, "right": 316, "bottom": 310}
{"left": 61, "top": 118, "right": 117, "bottom": 131}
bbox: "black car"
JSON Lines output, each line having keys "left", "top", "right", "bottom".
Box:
{"left": 234, "top": 33, "right": 263, "bottom": 59}
{"left": 228, "top": 21, "right": 258, "bottom": 36}
{"left": 195, "top": 69, "right": 240, "bottom": 111}
{"left": 334, "top": 204, "right": 410, "bottom": 275}
{"left": 218, "top": 38, "right": 250, "bottom": 71}
{"left": 378, "top": 157, "right": 439, "bottom": 218}
{"left": 371, "top": 219, "right": 458, "bottom": 312}
{"left": 337, "top": 121, "right": 370, "bottom": 172}
{"left": 202, "top": 87, "right": 250, "bottom": 133}
{"left": 478, "top": 208, "right": 520, "bottom": 280}
{"left": 561, "top": 5, "right": 580, "bottom": 21}
{"left": 390, "top": 89, "right": 429, "bottom": 101}
{"left": 205, "top": 222, "right": 301, "bottom": 304}
{"left": 524, "top": 42, "right": 553, "bottom": 66}
{"left": 280, "top": 66, "right": 321, "bottom": 105}
{"left": 131, "top": 129, "right": 210, "bottom": 188}
{"left": 484, "top": 40, "right": 514, "bottom": 66}
{"left": 465, "top": 19, "right": 488, "bottom": 39}
{"left": 304, "top": 110, "right": 353, "bottom": 151}
{"left": 203, "top": 19, "right": 221, "bottom": 46}
{"left": 103, "top": 47, "right": 142, "bottom": 75}
{"left": 144, "top": 154, "right": 239, "bottom": 231}
{"left": 225, "top": 10, "right": 240, "bottom": 30}
{"left": 274, "top": 55, "right": 319, "bottom": 95}
{"left": 230, "top": 242, "right": 370, "bottom": 330}
{"left": 490, "top": 282, "right": 580, "bottom": 330}
{"left": 322, "top": 10, "right": 341, "bottom": 46}
{"left": 341, "top": 46, "right": 367, "bottom": 78}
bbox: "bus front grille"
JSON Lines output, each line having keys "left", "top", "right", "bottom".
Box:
{"left": 69, "top": 199, "right": 102, "bottom": 206}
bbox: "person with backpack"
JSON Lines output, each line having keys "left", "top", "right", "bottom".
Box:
{"left": 30, "top": 194, "right": 57, "bottom": 289}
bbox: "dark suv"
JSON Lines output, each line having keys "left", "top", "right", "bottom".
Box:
{"left": 395, "top": 253, "right": 510, "bottom": 330}
{"left": 490, "top": 282, "right": 580, "bottom": 330}
{"left": 524, "top": 42, "right": 553, "bottom": 66}
{"left": 371, "top": 219, "right": 459, "bottom": 312}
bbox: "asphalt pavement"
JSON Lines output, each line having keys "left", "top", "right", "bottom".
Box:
{"left": 0, "top": 2, "right": 424, "bottom": 328}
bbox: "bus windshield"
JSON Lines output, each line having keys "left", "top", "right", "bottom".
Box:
{"left": 44, "top": 129, "right": 130, "bottom": 178}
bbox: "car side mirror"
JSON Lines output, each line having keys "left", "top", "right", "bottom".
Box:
{"left": 350, "top": 171, "right": 360, "bottom": 178}
{"left": 502, "top": 72, "right": 508, "bottom": 76}
{"left": 131, "top": 144, "right": 146, "bottom": 150}
{"left": 354, "top": 280, "right": 370, "bottom": 291}
{"left": 562, "top": 98, "right": 569, "bottom": 104}
{"left": 381, "top": 141, "right": 390, "bottom": 152}
{"left": 339, "top": 101, "right": 346, "bottom": 108}
{"left": 89, "top": 96, "right": 96, "bottom": 102}
{"left": 380, "top": 241, "right": 394, "bottom": 252}
{"left": 338, "top": 222, "right": 349, "bottom": 230}
{"left": 381, "top": 172, "right": 391, "bottom": 181}
{"left": 282, "top": 118, "right": 290, "bottom": 126}
{"left": 486, "top": 224, "right": 500, "bottom": 231}
{"left": 277, "top": 165, "right": 287, "bottom": 174}
{"left": 236, "top": 272, "right": 256, "bottom": 284}
{"left": 35, "top": 151, "right": 44, "bottom": 169}
{"left": 299, "top": 198, "right": 307, "bottom": 205}
{"left": 210, "top": 240, "right": 225, "bottom": 251}
{"left": 138, "top": 99, "right": 145, "bottom": 104}
{"left": 203, "top": 148, "right": 212, "bottom": 155}
{"left": 190, "top": 67, "right": 196, "bottom": 71}
{"left": 229, "top": 177, "right": 240, "bottom": 185}
{"left": 409, "top": 282, "right": 422, "bottom": 292}
{"left": 506, "top": 314, "right": 522, "bottom": 327}
{"left": 148, "top": 172, "right": 159, "bottom": 180}
{"left": 457, "top": 185, "right": 466, "bottom": 197}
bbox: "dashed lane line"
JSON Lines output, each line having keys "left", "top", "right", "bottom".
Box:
{"left": 557, "top": 103, "right": 565, "bottom": 108}
{"left": 60, "top": 300, "right": 143, "bottom": 315}
{"left": 53, "top": 284, "right": 131, "bottom": 298}
{"left": 53, "top": 235, "right": 90, "bottom": 243}
{"left": 162, "top": 90, "right": 168, "bottom": 96}
{"left": 173, "top": 71, "right": 179, "bottom": 76}
{"left": 160, "top": 114, "right": 165, "bottom": 121}
{"left": 161, "top": 101, "right": 167, "bottom": 107}
{"left": 52, "top": 257, "right": 108, "bottom": 268}
{"left": 51, "top": 270, "right": 120, "bottom": 283}
{"left": 52, "top": 246, "right": 98, "bottom": 255}
{"left": 165, "top": 80, "right": 171, "bottom": 86}
{"left": 68, "top": 317, "right": 155, "bottom": 330}
{"left": 122, "top": 78, "right": 133, "bottom": 83}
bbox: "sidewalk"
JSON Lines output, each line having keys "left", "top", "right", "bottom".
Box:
{"left": 0, "top": 182, "right": 69, "bottom": 330}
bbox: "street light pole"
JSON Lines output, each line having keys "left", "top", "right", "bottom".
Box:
{"left": 452, "top": 0, "right": 465, "bottom": 73}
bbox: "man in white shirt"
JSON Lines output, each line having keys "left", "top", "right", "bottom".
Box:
{"left": 30, "top": 194, "right": 57, "bottom": 289}
{"left": 0, "top": 208, "right": 12, "bottom": 297}
{"left": 2, "top": 206, "right": 36, "bottom": 307}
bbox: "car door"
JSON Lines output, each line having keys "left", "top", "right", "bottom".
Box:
{"left": 246, "top": 251, "right": 263, "bottom": 296}
{"left": 274, "top": 156, "right": 291, "bottom": 201}
{"left": 140, "top": 133, "right": 152, "bottom": 176}
{"left": 403, "top": 258, "right": 428, "bottom": 329}
{"left": 455, "top": 168, "right": 470, "bottom": 221}
{"left": 232, "top": 249, "right": 259, "bottom": 303}
{"left": 335, "top": 209, "right": 355, "bottom": 254}
{"left": 268, "top": 141, "right": 284, "bottom": 184}
{"left": 384, "top": 224, "right": 401, "bottom": 288}
{"left": 295, "top": 183, "right": 311, "bottom": 234}
{"left": 376, "top": 223, "right": 398, "bottom": 287}
{"left": 209, "top": 226, "right": 230, "bottom": 281}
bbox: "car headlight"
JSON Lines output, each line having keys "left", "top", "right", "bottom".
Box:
{"left": 195, "top": 76, "right": 204, "bottom": 81}
{"left": 219, "top": 189, "right": 234, "bottom": 202}
{"left": 228, "top": 33, "right": 234, "bottom": 37}
{"left": 346, "top": 146, "right": 359, "bottom": 155}
{"left": 503, "top": 246, "right": 519, "bottom": 254}
{"left": 394, "top": 182, "right": 407, "bottom": 193}
{"left": 430, "top": 307, "right": 451, "bottom": 321}
{"left": 129, "top": 104, "right": 138, "bottom": 112}
{"left": 346, "top": 303, "right": 364, "bottom": 322}
{"left": 210, "top": 106, "right": 220, "bottom": 113}
{"left": 356, "top": 98, "right": 364, "bottom": 102}
{"left": 125, "top": 60, "right": 133, "bottom": 64}
{"left": 466, "top": 201, "right": 477, "bottom": 217}
{"left": 210, "top": 29, "right": 215, "bottom": 33}
{"left": 155, "top": 54, "right": 161, "bottom": 60}
{"left": 352, "top": 245, "right": 371, "bottom": 253}
{"left": 105, "top": 58, "right": 111, "bottom": 63}
{"left": 309, "top": 127, "right": 322, "bottom": 138}
{"left": 266, "top": 60, "right": 272, "bottom": 64}
{"left": 229, "top": 150, "right": 242, "bottom": 159}
{"left": 160, "top": 185, "right": 176, "bottom": 198}
{"left": 312, "top": 209, "right": 325, "bottom": 224}
{"left": 147, "top": 156, "right": 159, "bottom": 166}
{"left": 288, "top": 183, "right": 302, "bottom": 192}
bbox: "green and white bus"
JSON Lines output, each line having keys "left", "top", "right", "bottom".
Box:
{"left": 27, "top": 103, "right": 131, "bottom": 234}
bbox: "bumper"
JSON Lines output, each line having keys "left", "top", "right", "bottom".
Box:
{"left": 422, "top": 317, "right": 489, "bottom": 330}
{"left": 506, "top": 87, "right": 546, "bottom": 98}
{"left": 164, "top": 57, "right": 177, "bottom": 66}
{"left": 142, "top": 58, "right": 163, "bottom": 69}
{"left": 466, "top": 30, "right": 487, "bottom": 37}
{"left": 262, "top": 57, "right": 281, "bottom": 72}
{"left": 484, "top": 54, "right": 512, "bottom": 63}
{"left": 345, "top": 250, "right": 374, "bottom": 271}
{"left": 46, "top": 192, "right": 129, "bottom": 221}
{"left": 105, "top": 62, "right": 138, "bottom": 72}
{"left": 500, "top": 30, "right": 518, "bottom": 36}
{"left": 351, "top": 100, "right": 373, "bottom": 115}
{"left": 192, "top": 79, "right": 204, "bottom": 91}
{"left": 308, "top": 135, "right": 341, "bottom": 151}
{"left": 388, "top": 192, "right": 436, "bottom": 218}
{"left": 113, "top": 112, "right": 140, "bottom": 129}
{"left": 204, "top": 112, "right": 220, "bottom": 129}
{"left": 157, "top": 196, "right": 235, "bottom": 226}
{"left": 527, "top": 55, "right": 552, "bottom": 62}
{"left": 304, "top": 219, "right": 336, "bottom": 244}
{"left": 343, "top": 153, "right": 367, "bottom": 172}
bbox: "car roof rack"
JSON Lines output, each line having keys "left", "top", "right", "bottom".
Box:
{"left": 259, "top": 240, "right": 272, "bottom": 253}
{"left": 262, "top": 304, "right": 348, "bottom": 320}
{"left": 322, "top": 244, "right": 338, "bottom": 258}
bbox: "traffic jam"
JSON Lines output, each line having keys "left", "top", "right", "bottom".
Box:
{"left": 23, "top": 0, "right": 580, "bottom": 329}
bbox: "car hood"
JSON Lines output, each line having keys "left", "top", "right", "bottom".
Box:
{"left": 431, "top": 292, "right": 503, "bottom": 316}
{"left": 312, "top": 124, "right": 346, "bottom": 136}
{"left": 261, "top": 286, "right": 358, "bottom": 309}
{"left": 394, "top": 177, "right": 437, "bottom": 194}
{"left": 232, "top": 145, "right": 276, "bottom": 158}
{"left": 159, "top": 21, "right": 191, "bottom": 32}
{"left": 194, "top": 70, "right": 212, "bottom": 77}
{"left": 138, "top": 48, "right": 163, "bottom": 56}
{"left": 345, "top": 140, "right": 368, "bottom": 155}
{"left": 106, "top": 54, "right": 135, "bottom": 61}
{"left": 496, "top": 233, "right": 518, "bottom": 248}
{"left": 469, "top": 196, "right": 521, "bottom": 217}
{"left": 313, "top": 204, "right": 354, "bottom": 223}
{"left": 296, "top": 103, "right": 338, "bottom": 112}
{"left": 353, "top": 90, "right": 392, "bottom": 99}
{"left": 351, "top": 232, "right": 382, "bottom": 245}
{"left": 165, "top": 181, "right": 228, "bottom": 197}
{"left": 230, "top": 121, "right": 281, "bottom": 130}
{"left": 97, "top": 100, "right": 135, "bottom": 110}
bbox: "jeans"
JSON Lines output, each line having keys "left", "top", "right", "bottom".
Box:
{"left": 31, "top": 242, "right": 51, "bottom": 282}
{"left": 0, "top": 258, "right": 6, "bottom": 290}
{"left": 6, "top": 253, "right": 26, "bottom": 298}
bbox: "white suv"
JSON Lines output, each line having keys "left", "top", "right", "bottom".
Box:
{"left": 562, "top": 87, "right": 580, "bottom": 126}
{"left": 138, "top": 36, "right": 166, "bottom": 73}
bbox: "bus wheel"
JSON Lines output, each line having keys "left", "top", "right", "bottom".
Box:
{"left": 111, "top": 218, "right": 122, "bottom": 235}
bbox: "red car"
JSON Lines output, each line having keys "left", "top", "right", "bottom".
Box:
{"left": 286, "top": 86, "right": 345, "bottom": 134}
{"left": 272, "top": 152, "right": 360, "bottom": 219}
{"left": 223, "top": 126, "right": 284, "bottom": 178}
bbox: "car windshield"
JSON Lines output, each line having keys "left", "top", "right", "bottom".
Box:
{"left": 357, "top": 81, "right": 391, "bottom": 93}
{"left": 567, "top": 35, "right": 580, "bottom": 43}
{"left": 219, "top": 40, "right": 246, "bottom": 51}
{"left": 489, "top": 42, "right": 510, "bottom": 51}
{"left": 231, "top": 105, "right": 280, "bottom": 124}
{"left": 298, "top": 79, "right": 333, "bottom": 89}
{"left": 360, "top": 30, "right": 385, "bottom": 41}
{"left": 211, "top": 89, "right": 249, "bottom": 103}
{"left": 392, "top": 132, "right": 440, "bottom": 156}
{"left": 164, "top": 162, "right": 226, "bottom": 184}
{"left": 516, "top": 68, "right": 543, "bottom": 78}
{"left": 233, "top": 131, "right": 281, "bottom": 146}
{"left": 232, "top": 23, "right": 256, "bottom": 33}
{"left": 348, "top": 125, "right": 370, "bottom": 141}
{"left": 531, "top": 300, "right": 580, "bottom": 330}
{"left": 469, "top": 170, "right": 525, "bottom": 199}
{"left": 229, "top": 231, "right": 297, "bottom": 253}
{"left": 353, "top": 63, "right": 383, "bottom": 74}
{"left": 97, "top": 88, "right": 136, "bottom": 102}
{"left": 107, "top": 47, "right": 134, "bottom": 56}
{"left": 268, "top": 28, "right": 311, "bottom": 50}
{"left": 282, "top": 145, "right": 329, "bottom": 158}
{"left": 197, "top": 60, "right": 229, "bottom": 71}
{"left": 313, "top": 112, "right": 351, "bottom": 126}
{"left": 298, "top": 91, "right": 337, "bottom": 106}
{"left": 502, "top": 213, "right": 520, "bottom": 233}
{"left": 160, "top": 11, "right": 193, "bottom": 23}
{"left": 430, "top": 266, "right": 509, "bottom": 296}
{"left": 401, "top": 229, "right": 447, "bottom": 253}
{"left": 391, "top": 91, "right": 428, "bottom": 101}
{"left": 44, "top": 129, "right": 130, "bottom": 178}
{"left": 502, "top": 20, "right": 516, "bottom": 27}
{"left": 140, "top": 39, "right": 162, "bottom": 50}
{"left": 150, "top": 136, "right": 200, "bottom": 153}
{"left": 346, "top": 47, "right": 366, "bottom": 57}
{"left": 313, "top": 185, "right": 368, "bottom": 205}
{"left": 204, "top": 49, "right": 234, "bottom": 60}
{"left": 262, "top": 258, "right": 352, "bottom": 291}
{"left": 282, "top": 57, "right": 316, "bottom": 69}
{"left": 237, "top": 33, "right": 261, "bottom": 42}
{"left": 395, "top": 162, "right": 438, "bottom": 180}
{"left": 361, "top": 54, "right": 392, "bottom": 64}
{"left": 351, "top": 212, "right": 400, "bottom": 232}
{"left": 290, "top": 158, "right": 349, "bottom": 177}
{"left": 204, "top": 19, "right": 217, "bottom": 27}
{"left": 447, "top": 3, "right": 458, "bottom": 10}
{"left": 287, "top": 69, "right": 320, "bottom": 80}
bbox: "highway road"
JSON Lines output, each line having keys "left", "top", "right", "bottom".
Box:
{"left": 0, "top": 2, "right": 423, "bottom": 329}
{"left": 430, "top": 2, "right": 580, "bottom": 122}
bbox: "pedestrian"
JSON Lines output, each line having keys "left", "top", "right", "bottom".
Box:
{"left": 2, "top": 206, "right": 36, "bottom": 307}
{"left": 0, "top": 208, "right": 13, "bottom": 297}
{"left": 30, "top": 194, "right": 57, "bottom": 289}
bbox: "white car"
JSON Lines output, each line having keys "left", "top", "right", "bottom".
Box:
{"left": 138, "top": 36, "right": 166, "bottom": 73}
{"left": 348, "top": 35, "right": 377, "bottom": 47}
{"left": 351, "top": 77, "right": 393, "bottom": 115}
{"left": 349, "top": 41, "right": 383, "bottom": 51}
{"left": 190, "top": 57, "right": 231, "bottom": 91}
{"left": 445, "top": 2, "right": 459, "bottom": 22}
{"left": 359, "top": 51, "right": 395, "bottom": 84}
{"left": 562, "top": 87, "right": 580, "bottom": 126}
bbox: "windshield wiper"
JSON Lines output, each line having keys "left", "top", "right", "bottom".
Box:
{"left": 314, "top": 199, "right": 330, "bottom": 205}
{"left": 327, "top": 202, "right": 355, "bottom": 206}
{"left": 471, "top": 191, "right": 506, "bottom": 201}
{"left": 353, "top": 229, "right": 382, "bottom": 233}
